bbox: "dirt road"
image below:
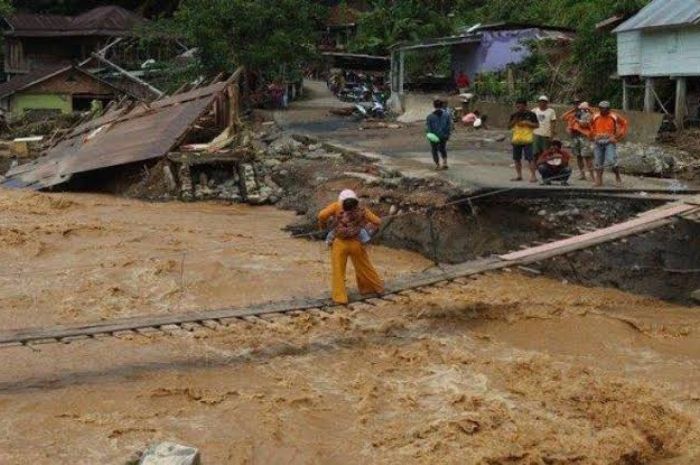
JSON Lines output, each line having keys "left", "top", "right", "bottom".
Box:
{"left": 279, "top": 81, "right": 696, "bottom": 192}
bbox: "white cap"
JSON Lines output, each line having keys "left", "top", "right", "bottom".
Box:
{"left": 538, "top": 95, "right": 549, "bottom": 102}
{"left": 579, "top": 101, "right": 590, "bottom": 110}
{"left": 599, "top": 100, "right": 611, "bottom": 109}
{"left": 338, "top": 189, "right": 358, "bottom": 203}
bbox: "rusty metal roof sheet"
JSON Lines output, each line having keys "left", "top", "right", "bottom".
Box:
{"left": 4, "top": 6, "right": 144, "bottom": 37}
{"left": 73, "top": 6, "right": 144, "bottom": 31}
{"left": 0, "top": 65, "right": 127, "bottom": 99}
{"left": 5, "top": 13, "right": 73, "bottom": 32}
{"left": 3, "top": 81, "right": 227, "bottom": 189}
{"left": 614, "top": 0, "right": 700, "bottom": 33}
{"left": 0, "top": 65, "right": 70, "bottom": 99}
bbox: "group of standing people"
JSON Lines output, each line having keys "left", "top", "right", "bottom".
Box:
{"left": 317, "top": 95, "right": 631, "bottom": 306}
{"left": 509, "top": 96, "right": 629, "bottom": 187}
{"left": 562, "top": 99, "right": 629, "bottom": 186}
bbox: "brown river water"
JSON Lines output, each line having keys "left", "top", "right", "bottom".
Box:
{"left": 0, "top": 190, "right": 698, "bottom": 464}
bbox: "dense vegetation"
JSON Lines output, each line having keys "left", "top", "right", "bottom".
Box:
{"left": 9, "top": 0, "right": 652, "bottom": 102}
{"left": 351, "top": 0, "right": 651, "bottom": 103}
{"left": 149, "top": 0, "right": 322, "bottom": 82}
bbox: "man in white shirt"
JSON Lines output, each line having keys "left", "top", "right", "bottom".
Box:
{"left": 533, "top": 95, "right": 557, "bottom": 160}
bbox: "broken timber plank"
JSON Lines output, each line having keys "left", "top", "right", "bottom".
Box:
{"left": 500, "top": 203, "right": 697, "bottom": 262}
{"left": 0, "top": 297, "right": 330, "bottom": 345}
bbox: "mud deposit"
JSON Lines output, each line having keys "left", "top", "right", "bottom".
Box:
{"left": 0, "top": 274, "right": 698, "bottom": 464}
{"left": 0, "top": 188, "right": 431, "bottom": 329}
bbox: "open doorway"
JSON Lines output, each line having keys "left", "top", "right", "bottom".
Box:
{"left": 71, "top": 93, "right": 113, "bottom": 112}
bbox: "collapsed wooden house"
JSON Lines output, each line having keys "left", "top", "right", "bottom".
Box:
{"left": 3, "top": 69, "right": 245, "bottom": 194}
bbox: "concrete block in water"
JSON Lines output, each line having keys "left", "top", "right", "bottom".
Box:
{"left": 139, "top": 442, "right": 201, "bottom": 465}
{"left": 692, "top": 289, "right": 700, "bottom": 304}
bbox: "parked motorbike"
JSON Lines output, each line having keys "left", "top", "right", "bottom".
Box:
{"left": 337, "top": 83, "right": 370, "bottom": 103}
{"left": 352, "top": 96, "right": 386, "bottom": 120}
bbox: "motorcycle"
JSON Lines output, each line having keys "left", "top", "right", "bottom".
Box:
{"left": 337, "top": 83, "right": 370, "bottom": 103}
{"left": 352, "top": 96, "right": 386, "bottom": 120}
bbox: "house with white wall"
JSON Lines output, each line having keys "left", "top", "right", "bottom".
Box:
{"left": 614, "top": 0, "right": 700, "bottom": 126}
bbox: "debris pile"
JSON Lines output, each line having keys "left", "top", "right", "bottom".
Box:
{"left": 1, "top": 112, "right": 83, "bottom": 140}
{"left": 618, "top": 142, "right": 682, "bottom": 177}
{"left": 617, "top": 141, "right": 700, "bottom": 178}
{"left": 2, "top": 71, "right": 244, "bottom": 190}
{"left": 139, "top": 122, "right": 420, "bottom": 207}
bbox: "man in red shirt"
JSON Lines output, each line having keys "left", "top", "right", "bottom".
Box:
{"left": 536, "top": 140, "right": 572, "bottom": 185}
{"left": 455, "top": 71, "right": 470, "bottom": 93}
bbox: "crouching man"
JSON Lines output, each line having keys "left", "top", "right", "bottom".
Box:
{"left": 537, "top": 140, "right": 572, "bottom": 186}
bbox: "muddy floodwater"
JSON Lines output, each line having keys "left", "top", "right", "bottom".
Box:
{"left": 0, "top": 190, "right": 698, "bottom": 464}
{"left": 0, "top": 189, "right": 430, "bottom": 329}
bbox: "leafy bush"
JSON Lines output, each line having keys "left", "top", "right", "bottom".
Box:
{"left": 350, "top": 0, "right": 651, "bottom": 103}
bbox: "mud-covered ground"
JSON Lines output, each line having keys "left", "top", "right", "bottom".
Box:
{"left": 1, "top": 273, "right": 698, "bottom": 464}
{"left": 0, "top": 188, "right": 431, "bottom": 329}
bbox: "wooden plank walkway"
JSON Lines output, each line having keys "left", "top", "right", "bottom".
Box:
{"left": 0, "top": 200, "right": 697, "bottom": 348}
{"left": 500, "top": 203, "right": 696, "bottom": 262}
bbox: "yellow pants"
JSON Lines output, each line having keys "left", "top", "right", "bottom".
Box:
{"left": 330, "top": 238, "right": 384, "bottom": 304}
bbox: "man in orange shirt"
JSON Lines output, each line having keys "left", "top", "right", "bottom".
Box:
{"left": 318, "top": 189, "right": 384, "bottom": 304}
{"left": 562, "top": 99, "right": 594, "bottom": 181}
{"left": 590, "top": 101, "right": 628, "bottom": 187}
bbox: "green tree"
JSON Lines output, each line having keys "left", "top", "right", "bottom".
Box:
{"left": 350, "top": 0, "right": 457, "bottom": 55}
{"left": 349, "top": 0, "right": 652, "bottom": 102}
{"left": 155, "top": 0, "right": 323, "bottom": 81}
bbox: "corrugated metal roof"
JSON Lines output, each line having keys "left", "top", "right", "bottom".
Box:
{"left": 393, "top": 24, "right": 574, "bottom": 52}
{"left": 458, "top": 22, "right": 576, "bottom": 34}
{"left": 614, "top": 0, "right": 700, "bottom": 33}
{"left": 0, "top": 65, "right": 70, "bottom": 99}
{"left": 5, "top": 13, "right": 73, "bottom": 31}
{"left": 3, "top": 81, "right": 228, "bottom": 189}
{"left": 4, "top": 6, "right": 143, "bottom": 37}
{"left": 0, "top": 65, "right": 128, "bottom": 100}
{"left": 72, "top": 6, "right": 144, "bottom": 31}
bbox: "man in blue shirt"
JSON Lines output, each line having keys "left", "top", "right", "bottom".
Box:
{"left": 426, "top": 99, "right": 452, "bottom": 170}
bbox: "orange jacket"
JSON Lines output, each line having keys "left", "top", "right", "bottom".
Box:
{"left": 562, "top": 108, "right": 592, "bottom": 138}
{"left": 318, "top": 201, "right": 381, "bottom": 229}
{"left": 590, "top": 112, "right": 628, "bottom": 141}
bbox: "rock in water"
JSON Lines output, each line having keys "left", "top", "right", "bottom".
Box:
{"left": 139, "top": 442, "right": 201, "bottom": 465}
{"left": 692, "top": 289, "right": 700, "bottom": 304}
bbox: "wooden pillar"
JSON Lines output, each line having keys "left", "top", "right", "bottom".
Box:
{"left": 675, "top": 76, "right": 687, "bottom": 129}
{"left": 622, "top": 78, "right": 629, "bottom": 111}
{"left": 398, "top": 49, "right": 405, "bottom": 95}
{"left": 227, "top": 82, "right": 239, "bottom": 130}
{"left": 390, "top": 50, "right": 398, "bottom": 94}
{"left": 643, "top": 78, "right": 654, "bottom": 113}
{"left": 506, "top": 67, "right": 515, "bottom": 94}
